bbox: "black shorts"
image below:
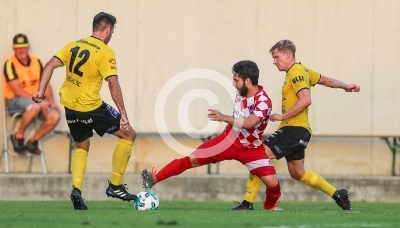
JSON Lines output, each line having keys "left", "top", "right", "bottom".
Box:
{"left": 264, "top": 126, "right": 311, "bottom": 161}
{"left": 65, "top": 102, "right": 121, "bottom": 142}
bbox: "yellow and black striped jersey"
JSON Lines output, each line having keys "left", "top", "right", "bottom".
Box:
{"left": 278, "top": 63, "right": 321, "bottom": 133}
{"left": 54, "top": 36, "right": 118, "bottom": 112}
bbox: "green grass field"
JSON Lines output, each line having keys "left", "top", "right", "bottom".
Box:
{"left": 1, "top": 201, "right": 399, "bottom": 228}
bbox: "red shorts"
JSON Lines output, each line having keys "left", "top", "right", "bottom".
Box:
{"left": 190, "top": 133, "right": 276, "bottom": 177}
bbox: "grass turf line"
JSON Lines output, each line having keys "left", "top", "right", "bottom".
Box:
{"left": 0, "top": 201, "right": 399, "bottom": 228}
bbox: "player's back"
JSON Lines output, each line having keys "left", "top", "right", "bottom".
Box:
{"left": 55, "top": 36, "right": 118, "bottom": 112}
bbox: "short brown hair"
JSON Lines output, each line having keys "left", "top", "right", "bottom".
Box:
{"left": 92, "top": 12, "right": 117, "bottom": 32}
{"left": 269, "top": 39, "right": 296, "bottom": 57}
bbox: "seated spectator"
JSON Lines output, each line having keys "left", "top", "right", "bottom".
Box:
{"left": 3, "top": 33, "right": 61, "bottom": 155}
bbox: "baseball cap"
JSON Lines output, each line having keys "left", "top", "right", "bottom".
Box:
{"left": 13, "top": 33, "right": 29, "bottom": 48}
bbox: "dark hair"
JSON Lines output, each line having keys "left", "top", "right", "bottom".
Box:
{"left": 232, "top": 60, "right": 259, "bottom": 85}
{"left": 92, "top": 12, "right": 117, "bottom": 32}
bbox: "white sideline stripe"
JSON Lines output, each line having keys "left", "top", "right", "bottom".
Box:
{"left": 244, "top": 159, "right": 273, "bottom": 171}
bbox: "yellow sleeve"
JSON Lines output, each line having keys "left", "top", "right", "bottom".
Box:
{"left": 54, "top": 44, "right": 70, "bottom": 65}
{"left": 308, "top": 68, "right": 321, "bottom": 86}
{"left": 100, "top": 50, "right": 118, "bottom": 80}
{"left": 288, "top": 67, "right": 311, "bottom": 94}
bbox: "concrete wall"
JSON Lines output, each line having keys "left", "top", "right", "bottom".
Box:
{"left": 0, "top": 0, "right": 399, "bottom": 175}
{"left": 1, "top": 174, "right": 400, "bottom": 202}
{"left": 1, "top": 135, "right": 396, "bottom": 176}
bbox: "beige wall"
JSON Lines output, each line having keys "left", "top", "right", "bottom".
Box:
{"left": 0, "top": 0, "right": 399, "bottom": 174}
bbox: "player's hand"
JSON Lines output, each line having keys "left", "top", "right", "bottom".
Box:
{"left": 208, "top": 109, "right": 225, "bottom": 122}
{"left": 120, "top": 115, "right": 130, "bottom": 131}
{"left": 32, "top": 93, "right": 45, "bottom": 103}
{"left": 270, "top": 113, "right": 284, "bottom": 122}
{"left": 344, "top": 84, "right": 360, "bottom": 92}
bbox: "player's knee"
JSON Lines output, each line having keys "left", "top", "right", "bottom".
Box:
{"left": 120, "top": 127, "right": 136, "bottom": 141}
{"left": 289, "top": 172, "right": 303, "bottom": 180}
{"left": 190, "top": 157, "right": 201, "bottom": 167}
{"left": 258, "top": 172, "right": 279, "bottom": 187}
{"left": 126, "top": 127, "right": 136, "bottom": 141}
{"left": 75, "top": 139, "right": 90, "bottom": 152}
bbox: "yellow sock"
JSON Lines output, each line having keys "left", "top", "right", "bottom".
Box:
{"left": 243, "top": 173, "right": 262, "bottom": 203}
{"left": 300, "top": 170, "right": 336, "bottom": 196}
{"left": 72, "top": 148, "right": 88, "bottom": 190}
{"left": 110, "top": 139, "right": 133, "bottom": 186}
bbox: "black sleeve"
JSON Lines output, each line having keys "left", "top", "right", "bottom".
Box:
{"left": 3, "top": 60, "right": 18, "bottom": 81}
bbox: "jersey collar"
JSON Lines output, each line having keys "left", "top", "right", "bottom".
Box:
{"left": 286, "top": 62, "right": 300, "bottom": 73}
{"left": 15, "top": 54, "right": 31, "bottom": 67}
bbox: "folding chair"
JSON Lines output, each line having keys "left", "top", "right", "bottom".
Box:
{"left": 1, "top": 100, "right": 47, "bottom": 174}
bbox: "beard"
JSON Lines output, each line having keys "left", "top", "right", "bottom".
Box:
{"left": 238, "top": 84, "right": 249, "bottom": 97}
{"left": 104, "top": 34, "right": 112, "bottom": 44}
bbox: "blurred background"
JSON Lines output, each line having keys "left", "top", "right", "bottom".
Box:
{"left": 0, "top": 0, "right": 399, "bottom": 190}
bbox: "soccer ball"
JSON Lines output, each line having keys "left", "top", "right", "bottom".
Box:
{"left": 134, "top": 191, "right": 159, "bottom": 210}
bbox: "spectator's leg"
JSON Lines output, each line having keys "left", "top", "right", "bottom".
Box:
{"left": 15, "top": 103, "right": 41, "bottom": 139}
{"left": 30, "top": 109, "right": 61, "bottom": 141}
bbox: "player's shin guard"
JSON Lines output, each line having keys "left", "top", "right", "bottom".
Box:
{"left": 111, "top": 139, "right": 133, "bottom": 186}
{"left": 72, "top": 148, "right": 88, "bottom": 190}
{"left": 300, "top": 170, "right": 336, "bottom": 197}
{"left": 155, "top": 156, "right": 193, "bottom": 183}
{"left": 263, "top": 181, "right": 281, "bottom": 210}
{"left": 243, "top": 173, "right": 262, "bottom": 204}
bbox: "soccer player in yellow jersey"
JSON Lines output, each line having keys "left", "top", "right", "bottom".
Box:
{"left": 32, "top": 12, "right": 137, "bottom": 210}
{"left": 233, "top": 39, "right": 360, "bottom": 211}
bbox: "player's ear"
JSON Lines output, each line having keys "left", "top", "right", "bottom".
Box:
{"left": 285, "top": 50, "right": 292, "bottom": 59}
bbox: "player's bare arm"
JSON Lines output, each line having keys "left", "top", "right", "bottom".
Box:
{"left": 270, "top": 89, "right": 311, "bottom": 122}
{"left": 107, "top": 76, "right": 130, "bottom": 131}
{"left": 208, "top": 109, "right": 260, "bottom": 129}
{"left": 319, "top": 75, "right": 360, "bottom": 92}
{"left": 32, "top": 57, "right": 63, "bottom": 103}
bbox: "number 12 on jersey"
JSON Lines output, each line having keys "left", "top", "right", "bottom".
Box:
{"left": 69, "top": 46, "right": 90, "bottom": 77}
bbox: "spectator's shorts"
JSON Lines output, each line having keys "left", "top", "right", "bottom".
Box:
{"left": 7, "top": 97, "right": 33, "bottom": 112}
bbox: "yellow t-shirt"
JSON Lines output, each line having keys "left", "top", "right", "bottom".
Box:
{"left": 54, "top": 36, "right": 118, "bottom": 112}
{"left": 278, "top": 63, "right": 321, "bottom": 133}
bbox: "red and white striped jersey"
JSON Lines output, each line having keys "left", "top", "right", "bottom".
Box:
{"left": 224, "top": 85, "right": 272, "bottom": 148}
